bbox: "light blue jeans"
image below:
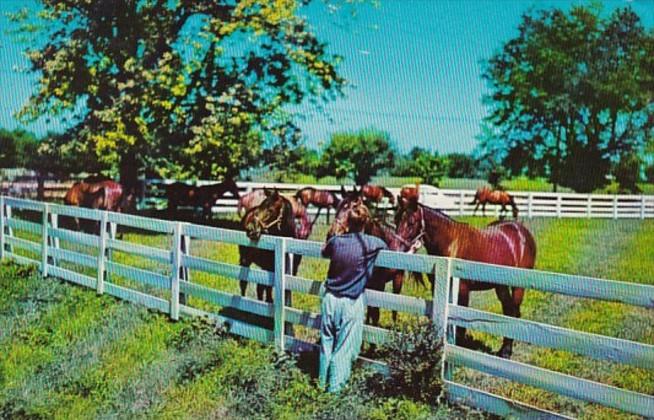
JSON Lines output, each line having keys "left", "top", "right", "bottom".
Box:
{"left": 319, "top": 290, "right": 365, "bottom": 392}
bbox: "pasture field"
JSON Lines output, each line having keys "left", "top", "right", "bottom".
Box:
{"left": 2, "top": 213, "right": 653, "bottom": 418}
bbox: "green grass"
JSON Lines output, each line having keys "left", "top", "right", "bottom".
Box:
{"left": 2, "top": 214, "right": 653, "bottom": 419}
{"left": 0, "top": 259, "right": 473, "bottom": 419}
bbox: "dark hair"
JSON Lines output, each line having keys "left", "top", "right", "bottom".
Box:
{"left": 347, "top": 205, "right": 369, "bottom": 232}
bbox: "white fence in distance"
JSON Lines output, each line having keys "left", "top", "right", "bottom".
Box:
{"left": 144, "top": 180, "right": 654, "bottom": 220}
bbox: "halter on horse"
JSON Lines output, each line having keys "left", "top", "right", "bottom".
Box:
{"left": 239, "top": 188, "right": 301, "bottom": 302}
{"left": 395, "top": 200, "right": 536, "bottom": 359}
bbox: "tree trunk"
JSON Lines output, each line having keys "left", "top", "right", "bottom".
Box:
{"left": 119, "top": 152, "right": 139, "bottom": 194}
{"left": 36, "top": 173, "right": 45, "bottom": 201}
{"left": 552, "top": 125, "right": 561, "bottom": 193}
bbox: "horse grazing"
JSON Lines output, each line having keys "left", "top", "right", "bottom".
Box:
{"left": 295, "top": 186, "right": 340, "bottom": 225}
{"left": 239, "top": 189, "right": 305, "bottom": 302}
{"left": 166, "top": 178, "right": 240, "bottom": 220}
{"left": 361, "top": 184, "right": 395, "bottom": 205}
{"left": 396, "top": 201, "right": 536, "bottom": 358}
{"left": 361, "top": 184, "right": 395, "bottom": 219}
{"left": 327, "top": 187, "right": 422, "bottom": 326}
{"left": 470, "top": 186, "right": 518, "bottom": 219}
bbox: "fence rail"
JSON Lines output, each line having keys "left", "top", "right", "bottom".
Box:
{"left": 1, "top": 195, "right": 653, "bottom": 418}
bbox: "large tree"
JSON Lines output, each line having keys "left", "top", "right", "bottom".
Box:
{"left": 319, "top": 129, "right": 395, "bottom": 185}
{"left": 481, "top": 5, "right": 654, "bottom": 192}
{"left": 11, "top": 1, "right": 346, "bottom": 189}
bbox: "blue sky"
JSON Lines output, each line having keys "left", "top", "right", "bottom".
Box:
{"left": 1, "top": 0, "right": 653, "bottom": 154}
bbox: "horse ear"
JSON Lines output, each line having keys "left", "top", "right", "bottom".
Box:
{"left": 340, "top": 185, "right": 346, "bottom": 195}
{"left": 264, "top": 187, "right": 271, "bottom": 197}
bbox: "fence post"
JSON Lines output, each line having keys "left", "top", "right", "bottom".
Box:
{"left": 106, "top": 221, "right": 117, "bottom": 283}
{"left": 458, "top": 191, "right": 464, "bottom": 216}
{"left": 49, "top": 212, "right": 59, "bottom": 267}
{"left": 613, "top": 195, "right": 618, "bottom": 220}
{"left": 274, "top": 237, "right": 287, "bottom": 351}
{"left": 432, "top": 258, "right": 452, "bottom": 380}
{"left": 527, "top": 193, "right": 533, "bottom": 219}
{"left": 641, "top": 196, "right": 646, "bottom": 220}
{"left": 171, "top": 222, "right": 182, "bottom": 321}
{"left": 556, "top": 195, "right": 562, "bottom": 218}
{"left": 0, "top": 196, "right": 4, "bottom": 260}
{"left": 41, "top": 203, "right": 49, "bottom": 278}
{"left": 97, "top": 211, "right": 108, "bottom": 295}
{"left": 179, "top": 229, "right": 190, "bottom": 305}
{"left": 5, "top": 204, "right": 13, "bottom": 254}
{"left": 587, "top": 194, "right": 592, "bottom": 218}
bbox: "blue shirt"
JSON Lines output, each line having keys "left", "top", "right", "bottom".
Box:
{"left": 321, "top": 232, "right": 388, "bottom": 299}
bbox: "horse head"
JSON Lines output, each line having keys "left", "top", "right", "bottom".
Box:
{"left": 243, "top": 188, "right": 292, "bottom": 240}
{"left": 395, "top": 198, "right": 425, "bottom": 251}
{"left": 328, "top": 186, "right": 368, "bottom": 239}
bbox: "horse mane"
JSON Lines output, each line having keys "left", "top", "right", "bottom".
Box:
{"left": 418, "top": 202, "right": 468, "bottom": 226}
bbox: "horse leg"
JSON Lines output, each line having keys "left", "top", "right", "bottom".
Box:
{"left": 239, "top": 246, "right": 250, "bottom": 297}
{"left": 495, "top": 285, "right": 523, "bottom": 358}
{"left": 391, "top": 272, "right": 404, "bottom": 322}
{"left": 455, "top": 284, "right": 470, "bottom": 346}
{"left": 482, "top": 203, "right": 486, "bottom": 217}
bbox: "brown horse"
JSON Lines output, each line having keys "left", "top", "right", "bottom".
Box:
{"left": 238, "top": 190, "right": 311, "bottom": 239}
{"left": 397, "top": 184, "right": 420, "bottom": 210}
{"left": 396, "top": 200, "right": 536, "bottom": 358}
{"left": 361, "top": 184, "right": 395, "bottom": 205}
{"left": 361, "top": 184, "right": 395, "bottom": 219}
{"left": 64, "top": 178, "right": 134, "bottom": 232}
{"left": 327, "top": 187, "right": 422, "bottom": 326}
{"left": 471, "top": 186, "right": 518, "bottom": 219}
{"left": 237, "top": 189, "right": 266, "bottom": 216}
{"left": 166, "top": 178, "right": 240, "bottom": 220}
{"left": 295, "top": 186, "right": 340, "bottom": 225}
{"left": 239, "top": 189, "right": 304, "bottom": 302}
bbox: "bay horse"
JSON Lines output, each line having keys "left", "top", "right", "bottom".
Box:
{"left": 166, "top": 178, "right": 240, "bottom": 220}
{"left": 396, "top": 199, "right": 536, "bottom": 358}
{"left": 470, "top": 186, "right": 518, "bottom": 219}
{"left": 238, "top": 189, "right": 311, "bottom": 239}
{"left": 397, "top": 184, "right": 420, "bottom": 211}
{"left": 295, "top": 186, "right": 340, "bottom": 225}
{"left": 361, "top": 184, "right": 395, "bottom": 219}
{"left": 64, "top": 179, "right": 134, "bottom": 232}
{"left": 239, "top": 189, "right": 306, "bottom": 302}
{"left": 327, "top": 187, "right": 422, "bottom": 326}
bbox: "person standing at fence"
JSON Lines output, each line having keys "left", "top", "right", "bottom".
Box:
{"left": 319, "top": 205, "right": 387, "bottom": 392}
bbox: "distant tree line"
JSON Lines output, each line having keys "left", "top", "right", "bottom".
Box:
{"left": 2, "top": 125, "right": 653, "bottom": 192}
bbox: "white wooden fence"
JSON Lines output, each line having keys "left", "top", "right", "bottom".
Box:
{"left": 144, "top": 180, "right": 654, "bottom": 219}
{"left": 1, "top": 196, "right": 653, "bottom": 418}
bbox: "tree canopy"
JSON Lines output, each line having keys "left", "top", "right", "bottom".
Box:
{"left": 319, "top": 129, "right": 395, "bottom": 185}
{"left": 11, "top": 0, "right": 347, "bottom": 187}
{"left": 480, "top": 5, "right": 654, "bottom": 192}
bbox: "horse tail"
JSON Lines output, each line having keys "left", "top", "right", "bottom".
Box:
{"left": 510, "top": 195, "right": 519, "bottom": 218}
